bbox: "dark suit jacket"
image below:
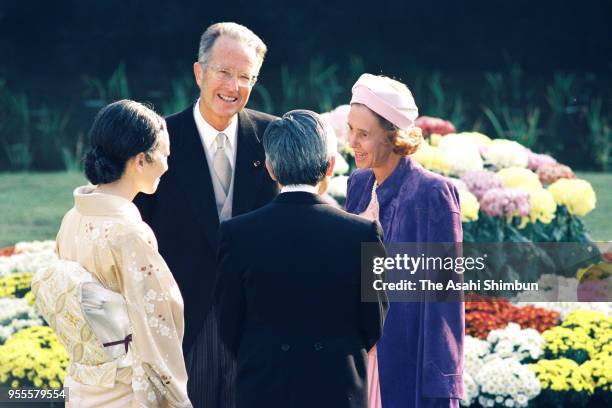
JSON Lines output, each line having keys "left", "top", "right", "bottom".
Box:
{"left": 214, "top": 192, "right": 388, "bottom": 408}
{"left": 134, "top": 105, "right": 279, "bottom": 355}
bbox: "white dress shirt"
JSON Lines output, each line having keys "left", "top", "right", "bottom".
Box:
{"left": 193, "top": 99, "right": 238, "bottom": 221}
{"left": 280, "top": 184, "right": 319, "bottom": 194}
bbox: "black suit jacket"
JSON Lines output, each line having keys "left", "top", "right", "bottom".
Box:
{"left": 134, "top": 105, "right": 279, "bottom": 355}
{"left": 214, "top": 192, "right": 388, "bottom": 408}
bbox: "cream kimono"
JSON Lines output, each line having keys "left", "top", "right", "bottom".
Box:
{"left": 56, "top": 186, "right": 191, "bottom": 408}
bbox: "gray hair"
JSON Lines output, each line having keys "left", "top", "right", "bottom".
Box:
{"left": 263, "top": 110, "right": 331, "bottom": 186}
{"left": 197, "top": 22, "right": 267, "bottom": 68}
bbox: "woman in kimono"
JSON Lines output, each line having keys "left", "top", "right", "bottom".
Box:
{"left": 345, "top": 74, "right": 464, "bottom": 408}
{"left": 55, "top": 100, "right": 192, "bottom": 407}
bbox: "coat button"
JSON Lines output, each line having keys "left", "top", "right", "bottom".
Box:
{"left": 281, "top": 343, "right": 290, "bottom": 352}
{"left": 313, "top": 342, "right": 324, "bottom": 351}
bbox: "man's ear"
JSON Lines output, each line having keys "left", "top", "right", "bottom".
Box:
{"left": 193, "top": 62, "right": 202, "bottom": 84}
{"left": 325, "top": 155, "right": 336, "bottom": 177}
{"left": 265, "top": 159, "right": 277, "bottom": 182}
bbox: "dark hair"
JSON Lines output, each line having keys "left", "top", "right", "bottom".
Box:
{"left": 83, "top": 100, "right": 166, "bottom": 185}
{"left": 263, "top": 110, "right": 330, "bottom": 186}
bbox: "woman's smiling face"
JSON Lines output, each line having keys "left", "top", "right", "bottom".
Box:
{"left": 347, "top": 104, "right": 394, "bottom": 169}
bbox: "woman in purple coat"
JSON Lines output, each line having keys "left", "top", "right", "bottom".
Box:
{"left": 345, "top": 74, "right": 464, "bottom": 408}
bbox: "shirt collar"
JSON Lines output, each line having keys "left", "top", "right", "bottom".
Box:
{"left": 280, "top": 184, "right": 319, "bottom": 194}
{"left": 193, "top": 98, "right": 238, "bottom": 151}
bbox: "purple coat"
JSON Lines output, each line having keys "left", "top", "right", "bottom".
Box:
{"left": 346, "top": 157, "right": 464, "bottom": 408}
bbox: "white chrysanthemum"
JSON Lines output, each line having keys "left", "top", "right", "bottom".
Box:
{"left": 13, "top": 240, "right": 56, "bottom": 254}
{"left": 320, "top": 105, "right": 350, "bottom": 153}
{"left": 487, "top": 323, "right": 545, "bottom": 362}
{"left": 474, "top": 358, "right": 541, "bottom": 407}
{"left": 482, "top": 139, "right": 528, "bottom": 169}
{"left": 438, "top": 137, "right": 484, "bottom": 177}
{"left": 464, "top": 335, "right": 491, "bottom": 375}
{"left": 333, "top": 153, "right": 349, "bottom": 175}
{"left": 461, "top": 372, "right": 479, "bottom": 407}
{"left": 0, "top": 248, "right": 58, "bottom": 278}
{"left": 0, "top": 297, "right": 45, "bottom": 343}
{"left": 327, "top": 176, "right": 348, "bottom": 199}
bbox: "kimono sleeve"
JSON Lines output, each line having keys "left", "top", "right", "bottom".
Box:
{"left": 115, "top": 230, "right": 192, "bottom": 408}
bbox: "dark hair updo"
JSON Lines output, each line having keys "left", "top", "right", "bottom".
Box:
{"left": 83, "top": 100, "right": 166, "bottom": 185}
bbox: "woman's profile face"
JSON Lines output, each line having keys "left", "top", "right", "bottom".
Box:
{"left": 139, "top": 130, "right": 170, "bottom": 194}
{"left": 347, "top": 104, "right": 393, "bottom": 170}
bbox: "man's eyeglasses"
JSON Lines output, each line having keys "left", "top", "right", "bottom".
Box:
{"left": 201, "top": 63, "right": 258, "bottom": 88}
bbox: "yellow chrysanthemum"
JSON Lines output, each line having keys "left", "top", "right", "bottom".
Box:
{"left": 0, "top": 326, "right": 68, "bottom": 388}
{"left": 548, "top": 178, "right": 597, "bottom": 216}
{"left": 458, "top": 189, "right": 479, "bottom": 222}
{"left": 529, "top": 358, "right": 591, "bottom": 393}
{"left": 497, "top": 167, "right": 542, "bottom": 189}
{"left": 411, "top": 144, "right": 450, "bottom": 175}
{"left": 0, "top": 272, "right": 33, "bottom": 298}
{"left": 429, "top": 133, "right": 442, "bottom": 147}
{"left": 518, "top": 186, "right": 557, "bottom": 224}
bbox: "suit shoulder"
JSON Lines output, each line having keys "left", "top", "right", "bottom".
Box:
{"left": 220, "top": 202, "right": 274, "bottom": 230}
{"left": 164, "top": 105, "right": 194, "bottom": 131}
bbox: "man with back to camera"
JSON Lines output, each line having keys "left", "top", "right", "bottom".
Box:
{"left": 213, "top": 110, "right": 388, "bottom": 408}
{"left": 134, "top": 22, "right": 278, "bottom": 408}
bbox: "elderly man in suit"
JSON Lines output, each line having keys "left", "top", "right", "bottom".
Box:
{"left": 134, "top": 22, "right": 278, "bottom": 408}
{"left": 214, "top": 110, "right": 388, "bottom": 408}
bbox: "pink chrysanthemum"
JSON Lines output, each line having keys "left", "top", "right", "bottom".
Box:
{"left": 480, "top": 188, "right": 531, "bottom": 218}
{"left": 536, "top": 163, "right": 575, "bottom": 185}
{"left": 461, "top": 170, "right": 504, "bottom": 200}
{"left": 526, "top": 149, "right": 557, "bottom": 171}
{"left": 415, "top": 116, "right": 456, "bottom": 136}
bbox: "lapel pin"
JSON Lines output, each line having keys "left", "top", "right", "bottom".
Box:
{"left": 253, "top": 160, "right": 261, "bottom": 168}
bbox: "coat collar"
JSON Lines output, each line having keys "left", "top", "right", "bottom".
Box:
{"left": 73, "top": 185, "right": 142, "bottom": 220}
{"left": 273, "top": 191, "right": 328, "bottom": 205}
{"left": 376, "top": 156, "right": 419, "bottom": 208}
{"left": 351, "top": 156, "right": 420, "bottom": 214}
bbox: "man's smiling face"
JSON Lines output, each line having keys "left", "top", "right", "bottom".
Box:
{"left": 194, "top": 36, "right": 260, "bottom": 130}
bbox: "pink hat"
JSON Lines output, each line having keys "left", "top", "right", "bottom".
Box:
{"left": 350, "top": 74, "right": 418, "bottom": 130}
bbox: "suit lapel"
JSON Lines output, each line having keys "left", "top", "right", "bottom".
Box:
{"left": 232, "top": 110, "right": 266, "bottom": 216}
{"left": 175, "top": 105, "right": 220, "bottom": 248}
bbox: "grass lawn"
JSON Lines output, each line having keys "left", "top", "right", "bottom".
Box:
{"left": 576, "top": 171, "right": 612, "bottom": 242}
{"left": 0, "top": 171, "right": 86, "bottom": 248}
{"left": 0, "top": 171, "right": 610, "bottom": 248}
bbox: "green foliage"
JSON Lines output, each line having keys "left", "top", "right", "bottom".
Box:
{"left": 482, "top": 105, "right": 541, "bottom": 148}
{"left": 585, "top": 98, "right": 611, "bottom": 172}
{"left": 82, "top": 63, "right": 130, "bottom": 108}
{"left": 249, "top": 56, "right": 364, "bottom": 115}
{"left": 33, "top": 106, "right": 72, "bottom": 170}
{"left": 160, "top": 75, "right": 199, "bottom": 116}
{"left": 0, "top": 88, "right": 32, "bottom": 170}
{"left": 1, "top": 57, "right": 610, "bottom": 171}
{"left": 412, "top": 71, "right": 467, "bottom": 130}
